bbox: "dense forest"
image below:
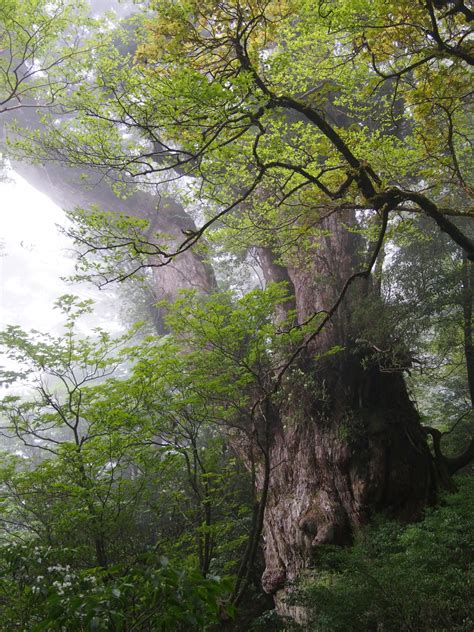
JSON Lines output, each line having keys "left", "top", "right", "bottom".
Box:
{"left": 0, "top": 0, "right": 473, "bottom": 630}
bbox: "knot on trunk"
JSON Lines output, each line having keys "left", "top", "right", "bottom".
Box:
{"left": 312, "top": 522, "right": 336, "bottom": 547}
{"left": 298, "top": 498, "right": 348, "bottom": 548}
{"left": 261, "top": 566, "right": 286, "bottom": 594}
{"left": 298, "top": 512, "right": 339, "bottom": 547}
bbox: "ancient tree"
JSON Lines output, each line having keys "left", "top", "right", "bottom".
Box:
{"left": 3, "top": 0, "right": 473, "bottom": 614}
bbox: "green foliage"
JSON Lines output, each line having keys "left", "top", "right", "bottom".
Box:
{"left": 0, "top": 288, "right": 297, "bottom": 627}
{"left": 0, "top": 0, "right": 93, "bottom": 116}
{"left": 1, "top": 1, "right": 473, "bottom": 628}
{"left": 161, "top": 283, "right": 301, "bottom": 402}
{"left": 0, "top": 543, "right": 230, "bottom": 631}
{"left": 382, "top": 216, "right": 474, "bottom": 442}
{"left": 294, "top": 476, "right": 474, "bottom": 632}
{"left": 8, "top": 0, "right": 470, "bottom": 284}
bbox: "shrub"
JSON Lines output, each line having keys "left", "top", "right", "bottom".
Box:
{"left": 294, "top": 476, "right": 474, "bottom": 632}
{"left": 0, "top": 547, "right": 231, "bottom": 631}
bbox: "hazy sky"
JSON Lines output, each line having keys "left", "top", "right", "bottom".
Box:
{"left": 0, "top": 171, "right": 121, "bottom": 335}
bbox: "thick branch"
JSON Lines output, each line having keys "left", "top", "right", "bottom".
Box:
{"left": 424, "top": 425, "right": 474, "bottom": 474}
{"left": 371, "top": 188, "right": 474, "bottom": 259}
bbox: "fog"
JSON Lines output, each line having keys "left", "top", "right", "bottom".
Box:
{"left": 0, "top": 170, "right": 121, "bottom": 336}
{"left": 0, "top": 0, "right": 140, "bottom": 337}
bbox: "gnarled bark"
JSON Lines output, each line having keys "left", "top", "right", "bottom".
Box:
{"left": 256, "top": 216, "right": 442, "bottom": 615}
{"left": 4, "top": 109, "right": 472, "bottom": 622}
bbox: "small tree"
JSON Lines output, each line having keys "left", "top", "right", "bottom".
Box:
{"left": 0, "top": 287, "right": 296, "bottom": 623}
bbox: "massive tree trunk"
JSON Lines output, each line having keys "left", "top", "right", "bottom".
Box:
{"left": 257, "top": 214, "right": 440, "bottom": 616}
{"left": 3, "top": 111, "right": 469, "bottom": 621}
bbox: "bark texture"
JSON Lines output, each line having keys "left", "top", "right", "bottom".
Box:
{"left": 257, "top": 215, "right": 439, "bottom": 614}
{"left": 3, "top": 111, "right": 465, "bottom": 619}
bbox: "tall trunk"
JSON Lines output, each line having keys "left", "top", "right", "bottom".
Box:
{"left": 4, "top": 110, "right": 469, "bottom": 617}
{"left": 257, "top": 214, "right": 439, "bottom": 615}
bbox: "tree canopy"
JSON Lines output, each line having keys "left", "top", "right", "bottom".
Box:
{"left": 15, "top": 0, "right": 471, "bottom": 277}
{"left": 0, "top": 0, "right": 473, "bottom": 629}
